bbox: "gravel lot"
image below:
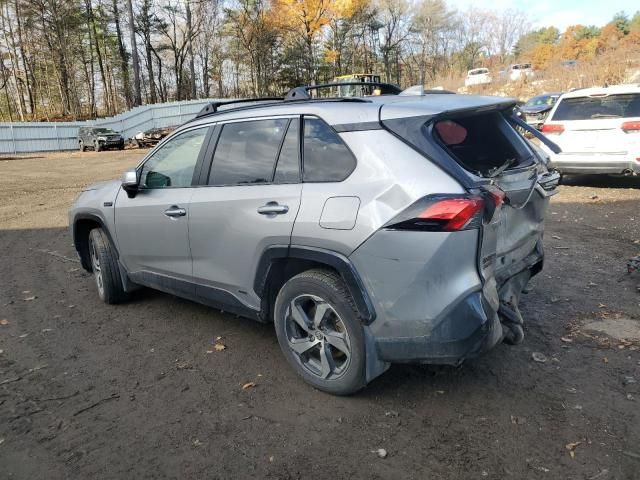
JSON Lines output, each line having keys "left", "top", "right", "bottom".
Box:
{"left": 1, "top": 149, "right": 639, "bottom": 479}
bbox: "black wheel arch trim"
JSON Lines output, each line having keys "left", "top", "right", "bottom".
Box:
{"left": 72, "top": 212, "right": 121, "bottom": 275}
{"left": 254, "top": 245, "right": 377, "bottom": 325}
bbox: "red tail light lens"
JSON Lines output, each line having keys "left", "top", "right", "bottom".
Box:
{"left": 541, "top": 123, "right": 564, "bottom": 134}
{"left": 622, "top": 121, "right": 640, "bottom": 132}
{"left": 385, "top": 196, "right": 485, "bottom": 232}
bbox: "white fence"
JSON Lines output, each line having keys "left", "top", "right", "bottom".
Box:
{"left": 0, "top": 99, "right": 221, "bottom": 154}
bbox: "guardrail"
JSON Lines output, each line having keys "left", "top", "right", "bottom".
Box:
{"left": 0, "top": 99, "right": 220, "bottom": 154}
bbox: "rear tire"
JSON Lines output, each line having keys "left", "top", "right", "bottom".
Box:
{"left": 274, "top": 269, "right": 366, "bottom": 395}
{"left": 88, "top": 228, "right": 128, "bottom": 304}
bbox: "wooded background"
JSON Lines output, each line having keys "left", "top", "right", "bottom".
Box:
{"left": 0, "top": 0, "right": 639, "bottom": 121}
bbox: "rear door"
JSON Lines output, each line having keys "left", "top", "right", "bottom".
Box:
{"left": 188, "top": 116, "right": 302, "bottom": 311}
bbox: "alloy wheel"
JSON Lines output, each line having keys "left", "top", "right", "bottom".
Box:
{"left": 284, "top": 294, "right": 351, "bottom": 380}
{"left": 89, "top": 236, "right": 104, "bottom": 297}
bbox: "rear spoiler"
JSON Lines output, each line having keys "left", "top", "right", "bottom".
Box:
{"left": 510, "top": 114, "right": 562, "bottom": 154}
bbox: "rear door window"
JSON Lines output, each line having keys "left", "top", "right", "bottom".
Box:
{"left": 208, "top": 119, "right": 288, "bottom": 185}
{"left": 552, "top": 94, "right": 640, "bottom": 121}
{"left": 432, "top": 112, "right": 534, "bottom": 177}
{"left": 303, "top": 117, "right": 356, "bottom": 182}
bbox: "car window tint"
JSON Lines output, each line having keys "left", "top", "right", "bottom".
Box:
{"left": 140, "top": 127, "right": 208, "bottom": 188}
{"left": 303, "top": 118, "right": 356, "bottom": 182}
{"left": 209, "top": 119, "right": 288, "bottom": 185}
{"left": 274, "top": 119, "right": 300, "bottom": 183}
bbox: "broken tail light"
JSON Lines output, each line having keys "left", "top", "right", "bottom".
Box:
{"left": 384, "top": 195, "right": 485, "bottom": 232}
{"left": 541, "top": 123, "right": 564, "bottom": 134}
{"left": 621, "top": 121, "right": 640, "bottom": 133}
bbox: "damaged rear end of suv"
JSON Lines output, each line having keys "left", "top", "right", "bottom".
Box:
{"left": 350, "top": 95, "right": 560, "bottom": 373}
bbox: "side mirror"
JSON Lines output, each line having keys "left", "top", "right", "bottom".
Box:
{"left": 122, "top": 169, "right": 139, "bottom": 198}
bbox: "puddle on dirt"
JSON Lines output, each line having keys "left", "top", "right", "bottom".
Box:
{"left": 584, "top": 318, "right": 640, "bottom": 341}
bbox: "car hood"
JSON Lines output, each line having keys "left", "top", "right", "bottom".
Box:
{"left": 520, "top": 105, "right": 552, "bottom": 114}
{"left": 83, "top": 179, "right": 121, "bottom": 192}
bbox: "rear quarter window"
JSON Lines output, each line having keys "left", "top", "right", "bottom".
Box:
{"left": 303, "top": 117, "right": 356, "bottom": 182}
{"left": 552, "top": 94, "right": 640, "bottom": 121}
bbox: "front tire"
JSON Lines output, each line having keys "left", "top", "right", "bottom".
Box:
{"left": 274, "top": 269, "right": 366, "bottom": 395}
{"left": 88, "top": 228, "right": 128, "bottom": 304}
{"left": 79, "top": 140, "right": 86, "bottom": 152}
{"left": 94, "top": 141, "right": 102, "bottom": 152}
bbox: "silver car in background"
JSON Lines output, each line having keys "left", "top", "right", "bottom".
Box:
{"left": 69, "top": 84, "right": 559, "bottom": 395}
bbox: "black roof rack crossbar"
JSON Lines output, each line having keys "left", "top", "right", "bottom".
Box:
{"left": 195, "top": 97, "right": 284, "bottom": 118}
{"left": 285, "top": 81, "right": 402, "bottom": 100}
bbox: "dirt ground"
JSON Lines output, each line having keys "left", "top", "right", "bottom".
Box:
{"left": 1, "top": 149, "right": 639, "bottom": 480}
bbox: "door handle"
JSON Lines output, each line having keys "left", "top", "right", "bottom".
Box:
{"left": 257, "top": 202, "right": 289, "bottom": 215}
{"left": 164, "top": 205, "right": 186, "bottom": 217}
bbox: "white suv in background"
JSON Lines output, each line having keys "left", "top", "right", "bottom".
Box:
{"left": 465, "top": 68, "right": 492, "bottom": 87}
{"left": 540, "top": 84, "right": 640, "bottom": 175}
{"left": 509, "top": 63, "right": 535, "bottom": 82}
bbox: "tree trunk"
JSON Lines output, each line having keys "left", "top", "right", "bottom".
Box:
{"left": 127, "top": 0, "right": 142, "bottom": 105}
{"left": 185, "top": 0, "right": 197, "bottom": 99}
{"left": 112, "top": 0, "right": 132, "bottom": 108}
{"left": 85, "top": 0, "right": 111, "bottom": 115}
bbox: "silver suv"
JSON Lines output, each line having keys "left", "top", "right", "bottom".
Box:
{"left": 69, "top": 84, "right": 560, "bottom": 395}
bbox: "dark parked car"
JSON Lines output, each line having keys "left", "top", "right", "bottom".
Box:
{"left": 133, "top": 126, "right": 177, "bottom": 148}
{"left": 78, "top": 127, "right": 125, "bottom": 152}
{"left": 518, "top": 93, "right": 562, "bottom": 129}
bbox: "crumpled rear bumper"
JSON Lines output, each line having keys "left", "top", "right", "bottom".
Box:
{"left": 373, "top": 290, "right": 503, "bottom": 365}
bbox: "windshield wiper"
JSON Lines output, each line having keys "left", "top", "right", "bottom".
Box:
{"left": 590, "top": 113, "right": 620, "bottom": 119}
{"left": 487, "top": 157, "right": 517, "bottom": 178}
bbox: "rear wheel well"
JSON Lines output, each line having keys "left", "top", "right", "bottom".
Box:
{"left": 261, "top": 259, "right": 341, "bottom": 323}
{"left": 74, "top": 219, "right": 102, "bottom": 271}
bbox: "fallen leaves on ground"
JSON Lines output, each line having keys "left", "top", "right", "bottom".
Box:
{"left": 175, "top": 360, "right": 193, "bottom": 370}
{"left": 565, "top": 441, "right": 581, "bottom": 458}
{"left": 242, "top": 382, "right": 256, "bottom": 390}
{"left": 0, "top": 319, "right": 9, "bottom": 326}
{"left": 214, "top": 343, "right": 226, "bottom": 351}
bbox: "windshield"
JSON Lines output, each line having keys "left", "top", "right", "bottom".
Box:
{"left": 552, "top": 93, "right": 640, "bottom": 120}
{"left": 94, "top": 128, "right": 117, "bottom": 134}
{"left": 525, "top": 95, "right": 557, "bottom": 107}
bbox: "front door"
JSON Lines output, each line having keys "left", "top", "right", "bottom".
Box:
{"left": 115, "top": 126, "right": 210, "bottom": 288}
{"left": 189, "top": 117, "right": 302, "bottom": 310}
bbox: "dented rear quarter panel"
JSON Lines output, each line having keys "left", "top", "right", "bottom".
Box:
{"left": 290, "top": 129, "right": 464, "bottom": 256}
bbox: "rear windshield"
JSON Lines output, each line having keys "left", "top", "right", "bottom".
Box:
{"left": 525, "top": 95, "right": 557, "bottom": 107}
{"left": 431, "top": 112, "right": 534, "bottom": 177}
{"left": 552, "top": 93, "right": 640, "bottom": 120}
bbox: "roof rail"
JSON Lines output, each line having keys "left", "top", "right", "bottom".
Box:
{"left": 195, "top": 97, "right": 284, "bottom": 119}
{"left": 285, "top": 81, "right": 403, "bottom": 100}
